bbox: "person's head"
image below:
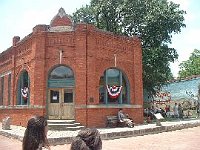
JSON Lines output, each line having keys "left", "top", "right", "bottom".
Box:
{"left": 119, "top": 108, "right": 123, "bottom": 112}
{"left": 23, "top": 115, "right": 48, "bottom": 150}
{"left": 71, "top": 128, "right": 102, "bottom": 150}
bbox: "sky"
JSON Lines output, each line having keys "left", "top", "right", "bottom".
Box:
{"left": 0, "top": 0, "right": 200, "bottom": 77}
{"left": 169, "top": 0, "right": 200, "bottom": 77}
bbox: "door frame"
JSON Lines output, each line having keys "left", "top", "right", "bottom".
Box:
{"left": 47, "top": 88, "right": 75, "bottom": 119}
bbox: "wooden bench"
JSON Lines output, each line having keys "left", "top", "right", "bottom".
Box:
{"left": 106, "top": 116, "right": 126, "bottom": 128}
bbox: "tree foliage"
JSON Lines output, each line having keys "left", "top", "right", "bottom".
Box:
{"left": 178, "top": 49, "right": 200, "bottom": 78}
{"left": 73, "top": 0, "right": 186, "bottom": 94}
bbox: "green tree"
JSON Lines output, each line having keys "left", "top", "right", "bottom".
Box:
{"left": 178, "top": 49, "right": 200, "bottom": 78}
{"left": 73, "top": 0, "right": 186, "bottom": 94}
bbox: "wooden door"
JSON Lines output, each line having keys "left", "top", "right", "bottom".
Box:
{"left": 61, "top": 89, "right": 74, "bottom": 119}
{"left": 48, "top": 89, "right": 60, "bottom": 119}
{"left": 48, "top": 88, "right": 74, "bottom": 119}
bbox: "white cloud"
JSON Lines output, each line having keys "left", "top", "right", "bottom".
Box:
{"left": 170, "top": 0, "right": 190, "bottom": 10}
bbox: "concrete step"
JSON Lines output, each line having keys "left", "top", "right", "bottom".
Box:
{"left": 48, "top": 123, "right": 82, "bottom": 126}
{"left": 47, "top": 119, "right": 75, "bottom": 122}
{"left": 48, "top": 125, "right": 85, "bottom": 131}
{"left": 47, "top": 120, "right": 85, "bottom": 131}
{"left": 47, "top": 120, "right": 76, "bottom": 124}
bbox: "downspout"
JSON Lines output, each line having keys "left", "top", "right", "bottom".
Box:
{"left": 13, "top": 48, "right": 16, "bottom": 106}
{"left": 44, "top": 33, "right": 47, "bottom": 116}
{"left": 86, "top": 24, "right": 88, "bottom": 127}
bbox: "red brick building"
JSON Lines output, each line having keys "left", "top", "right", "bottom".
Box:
{"left": 0, "top": 8, "right": 143, "bottom": 127}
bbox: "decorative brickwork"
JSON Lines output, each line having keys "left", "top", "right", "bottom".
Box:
{"left": 0, "top": 8, "right": 144, "bottom": 128}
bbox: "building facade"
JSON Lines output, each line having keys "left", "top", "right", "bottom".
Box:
{"left": 0, "top": 8, "right": 143, "bottom": 127}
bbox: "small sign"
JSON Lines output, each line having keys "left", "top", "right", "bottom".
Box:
{"left": 53, "top": 96, "right": 57, "bottom": 100}
{"left": 154, "top": 113, "right": 164, "bottom": 120}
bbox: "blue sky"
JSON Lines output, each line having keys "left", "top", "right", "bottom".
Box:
{"left": 0, "top": 0, "right": 199, "bottom": 77}
{"left": 169, "top": 0, "right": 200, "bottom": 77}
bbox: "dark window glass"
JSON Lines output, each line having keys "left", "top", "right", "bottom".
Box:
{"left": 0, "top": 77, "right": 4, "bottom": 105}
{"left": 17, "top": 70, "right": 30, "bottom": 105}
{"left": 122, "top": 75, "right": 128, "bottom": 103}
{"left": 50, "top": 90, "right": 59, "bottom": 103}
{"left": 49, "top": 66, "right": 74, "bottom": 79}
{"left": 107, "top": 69, "right": 120, "bottom": 85}
{"left": 23, "top": 71, "right": 29, "bottom": 87}
{"left": 8, "top": 74, "right": 11, "bottom": 105}
{"left": 64, "top": 89, "right": 73, "bottom": 103}
{"left": 99, "top": 76, "right": 104, "bottom": 103}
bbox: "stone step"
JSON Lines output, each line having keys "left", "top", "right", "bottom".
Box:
{"left": 48, "top": 123, "right": 82, "bottom": 127}
{"left": 47, "top": 120, "right": 85, "bottom": 131}
{"left": 48, "top": 125, "right": 85, "bottom": 131}
{"left": 47, "top": 120, "right": 76, "bottom": 124}
{"left": 48, "top": 119, "right": 75, "bottom": 122}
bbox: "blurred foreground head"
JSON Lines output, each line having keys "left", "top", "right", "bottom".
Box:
{"left": 70, "top": 128, "right": 102, "bottom": 150}
{"left": 22, "top": 115, "right": 48, "bottom": 150}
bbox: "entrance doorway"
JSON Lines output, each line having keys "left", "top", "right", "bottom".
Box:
{"left": 48, "top": 88, "right": 74, "bottom": 119}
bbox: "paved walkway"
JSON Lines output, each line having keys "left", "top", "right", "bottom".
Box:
{"left": 0, "top": 118, "right": 200, "bottom": 145}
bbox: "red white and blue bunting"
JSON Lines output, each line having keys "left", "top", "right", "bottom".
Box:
{"left": 106, "top": 85, "right": 122, "bottom": 99}
{"left": 21, "top": 87, "right": 29, "bottom": 99}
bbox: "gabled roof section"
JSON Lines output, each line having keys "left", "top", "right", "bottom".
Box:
{"left": 50, "top": 8, "right": 73, "bottom": 27}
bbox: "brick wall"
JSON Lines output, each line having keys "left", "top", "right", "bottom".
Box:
{"left": 0, "top": 107, "right": 45, "bottom": 127}
{"left": 76, "top": 107, "right": 144, "bottom": 127}
{"left": 0, "top": 17, "right": 143, "bottom": 127}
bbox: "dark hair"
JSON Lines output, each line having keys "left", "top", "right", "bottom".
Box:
{"left": 22, "top": 115, "right": 48, "bottom": 150}
{"left": 70, "top": 128, "right": 102, "bottom": 150}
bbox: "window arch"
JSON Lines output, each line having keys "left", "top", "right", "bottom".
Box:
{"left": 49, "top": 66, "right": 74, "bottom": 80}
{"left": 17, "top": 70, "right": 30, "bottom": 105}
{"left": 99, "top": 68, "right": 130, "bottom": 104}
{"left": 48, "top": 65, "right": 75, "bottom": 88}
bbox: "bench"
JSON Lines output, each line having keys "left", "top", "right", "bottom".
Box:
{"left": 106, "top": 116, "right": 128, "bottom": 128}
{"left": 106, "top": 116, "right": 118, "bottom": 127}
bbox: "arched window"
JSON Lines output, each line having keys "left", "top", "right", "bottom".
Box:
{"left": 17, "top": 70, "right": 30, "bottom": 105}
{"left": 99, "top": 68, "right": 130, "bottom": 104}
{"left": 48, "top": 65, "right": 75, "bottom": 108}
{"left": 49, "top": 66, "right": 74, "bottom": 79}
{"left": 48, "top": 65, "right": 75, "bottom": 88}
{"left": 0, "top": 77, "right": 4, "bottom": 105}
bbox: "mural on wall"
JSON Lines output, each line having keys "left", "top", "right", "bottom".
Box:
{"left": 153, "top": 91, "right": 171, "bottom": 104}
{"left": 144, "top": 77, "right": 200, "bottom": 107}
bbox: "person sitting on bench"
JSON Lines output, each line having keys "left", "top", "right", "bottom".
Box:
{"left": 117, "top": 108, "right": 134, "bottom": 127}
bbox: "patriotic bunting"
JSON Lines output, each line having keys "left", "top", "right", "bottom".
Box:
{"left": 21, "top": 87, "right": 29, "bottom": 99}
{"left": 106, "top": 85, "right": 122, "bottom": 99}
